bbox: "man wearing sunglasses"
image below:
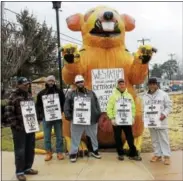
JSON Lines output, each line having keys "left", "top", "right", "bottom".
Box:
{"left": 5, "top": 77, "right": 38, "bottom": 181}
{"left": 64, "top": 75, "right": 102, "bottom": 162}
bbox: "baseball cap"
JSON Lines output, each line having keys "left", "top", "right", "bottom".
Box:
{"left": 46, "top": 75, "right": 56, "bottom": 82}
{"left": 17, "top": 77, "right": 30, "bottom": 85}
{"left": 74, "top": 75, "right": 84, "bottom": 83}
{"left": 148, "top": 77, "right": 158, "bottom": 84}
{"left": 117, "top": 78, "right": 125, "bottom": 84}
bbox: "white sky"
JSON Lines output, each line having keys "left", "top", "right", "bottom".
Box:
{"left": 2, "top": 1, "right": 183, "bottom": 66}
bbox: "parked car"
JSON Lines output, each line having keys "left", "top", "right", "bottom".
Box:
{"left": 162, "top": 86, "right": 172, "bottom": 92}
{"left": 170, "top": 85, "right": 181, "bottom": 91}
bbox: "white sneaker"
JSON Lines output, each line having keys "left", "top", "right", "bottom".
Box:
{"left": 70, "top": 154, "right": 77, "bottom": 162}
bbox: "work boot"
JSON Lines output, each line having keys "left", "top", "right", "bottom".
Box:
{"left": 16, "top": 174, "right": 26, "bottom": 181}
{"left": 44, "top": 151, "right": 52, "bottom": 161}
{"left": 129, "top": 155, "right": 142, "bottom": 161}
{"left": 150, "top": 156, "right": 162, "bottom": 162}
{"left": 164, "top": 156, "right": 170, "bottom": 165}
{"left": 118, "top": 155, "right": 124, "bottom": 161}
{"left": 57, "top": 153, "right": 64, "bottom": 160}
{"left": 24, "top": 169, "right": 38, "bottom": 175}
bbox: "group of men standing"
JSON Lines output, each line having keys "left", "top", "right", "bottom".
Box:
{"left": 4, "top": 74, "right": 172, "bottom": 181}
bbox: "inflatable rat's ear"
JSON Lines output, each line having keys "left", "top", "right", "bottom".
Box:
{"left": 121, "top": 14, "right": 135, "bottom": 32}
{"left": 66, "top": 13, "right": 83, "bottom": 31}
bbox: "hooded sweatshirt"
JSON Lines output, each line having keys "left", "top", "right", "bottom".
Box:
{"left": 107, "top": 87, "right": 135, "bottom": 123}
{"left": 64, "top": 87, "right": 101, "bottom": 124}
{"left": 36, "top": 84, "right": 65, "bottom": 121}
{"left": 143, "top": 88, "right": 172, "bottom": 129}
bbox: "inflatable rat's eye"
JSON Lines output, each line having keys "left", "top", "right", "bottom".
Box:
{"left": 84, "top": 9, "right": 95, "bottom": 22}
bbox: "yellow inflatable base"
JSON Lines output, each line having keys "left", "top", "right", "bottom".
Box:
{"left": 35, "top": 130, "right": 142, "bottom": 154}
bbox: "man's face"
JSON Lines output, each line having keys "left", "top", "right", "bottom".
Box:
{"left": 118, "top": 81, "right": 126, "bottom": 92}
{"left": 47, "top": 80, "right": 55, "bottom": 87}
{"left": 148, "top": 83, "right": 158, "bottom": 93}
{"left": 18, "top": 83, "right": 30, "bottom": 92}
{"left": 76, "top": 81, "right": 84, "bottom": 88}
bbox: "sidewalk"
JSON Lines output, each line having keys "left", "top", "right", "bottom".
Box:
{"left": 1, "top": 151, "right": 182, "bottom": 180}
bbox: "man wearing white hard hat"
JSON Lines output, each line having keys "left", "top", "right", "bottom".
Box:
{"left": 64, "top": 75, "right": 102, "bottom": 162}
{"left": 36, "top": 75, "right": 65, "bottom": 161}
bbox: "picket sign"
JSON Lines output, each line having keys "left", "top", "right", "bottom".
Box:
{"left": 115, "top": 98, "right": 133, "bottom": 125}
{"left": 42, "top": 94, "right": 62, "bottom": 121}
{"left": 143, "top": 104, "right": 161, "bottom": 128}
{"left": 20, "top": 101, "right": 39, "bottom": 133}
{"left": 73, "top": 97, "right": 91, "bottom": 125}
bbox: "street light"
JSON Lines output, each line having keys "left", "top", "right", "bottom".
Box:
{"left": 52, "top": 1, "right": 62, "bottom": 90}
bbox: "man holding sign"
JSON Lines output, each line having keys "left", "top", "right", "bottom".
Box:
{"left": 5, "top": 77, "right": 38, "bottom": 181}
{"left": 36, "top": 75, "right": 65, "bottom": 161}
{"left": 143, "top": 77, "right": 172, "bottom": 165}
{"left": 107, "top": 79, "right": 142, "bottom": 161}
{"left": 64, "top": 75, "right": 102, "bottom": 162}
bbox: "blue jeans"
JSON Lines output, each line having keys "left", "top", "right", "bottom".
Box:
{"left": 42, "top": 120, "right": 63, "bottom": 153}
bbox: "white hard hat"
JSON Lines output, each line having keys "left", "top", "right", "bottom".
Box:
{"left": 74, "top": 75, "right": 84, "bottom": 83}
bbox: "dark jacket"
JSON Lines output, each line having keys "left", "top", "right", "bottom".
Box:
{"left": 4, "top": 88, "right": 33, "bottom": 130}
{"left": 64, "top": 88, "right": 101, "bottom": 124}
{"left": 36, "top": 84, "right": 65, "bottom": 121}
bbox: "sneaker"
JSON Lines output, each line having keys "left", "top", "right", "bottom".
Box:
{"left": 44, "top": 151, "right": 52, "bottom": 161}
{"left": 57, "top": 153, "right": 64, "bottom": 160}
{"left": 118, "top": 155, "right": 124, "bottom": 161}
{"left": 150, "top": 156, "right": 162, "bottom": 162}
{"left": 164, "top": 156, "right": 170, "bottom": 165}
{"left": 91, "top": 150, "right": 101, "bottom": 159}
{"left": 129, "top": 155, "right": 142, "bottom": 161}
{"left": 70, "top": 154, "right": 77, "bottom": 162}
{"left": 16, "top": 174, "right": 26, "bottom": 181}
{"left": 24, "top": 169, "right": 38, "bottom": 175}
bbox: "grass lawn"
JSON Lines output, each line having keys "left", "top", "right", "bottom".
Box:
{"left": 1, "top": 123, "right": 57, "bottom": 152}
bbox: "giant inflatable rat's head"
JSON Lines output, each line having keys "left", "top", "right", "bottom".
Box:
{"left": 66, "top": 6, "right": 135, "bottom": 48}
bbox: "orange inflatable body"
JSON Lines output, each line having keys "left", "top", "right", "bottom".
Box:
{"left": 61, "top": 6, "right": 155, "bottom": 149}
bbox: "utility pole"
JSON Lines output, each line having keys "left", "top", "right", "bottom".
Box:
{"left": 137, "top": 38, "right": 150, "bottom": 45}
{"left": 168, "top": 53, "right": 175, "bottom": 60}
{"left": 137, "top": 38, "right": 151, "bottom": 80}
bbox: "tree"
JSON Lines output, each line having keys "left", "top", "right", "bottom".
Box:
{"left": 150, "top": 63, "right": 163, "bottom": 78}
{"left": 161, "top": 60, "right": 178, "bottom": 80}
{"left": 1, "top": 21, "right": 35, "bottom": 87}
{"left": 16, "top": 10, "right": 57, "bottom": 79}
{"left": 1, "top": 9, "right": 57, "bottom": 88}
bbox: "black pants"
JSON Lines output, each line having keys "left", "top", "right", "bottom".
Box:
{"left": 113, "top": 125, "right": 138, "bottom": 157}
{"left": 86, "top": 135, "right": 94, "bottom": 152}
{"left": 11, "top": 128, "right": 35, "bottom": 175}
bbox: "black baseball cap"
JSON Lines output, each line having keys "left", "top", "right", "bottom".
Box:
{"left": 148, "top": 77, "right": 158, "bottom": 84}
{"left": 17, "top": 77, "right": 30, "bottom": 85}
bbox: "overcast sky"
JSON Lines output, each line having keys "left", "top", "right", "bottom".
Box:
{"left": 3, "top": 1, "right": 183, "bottom": 67}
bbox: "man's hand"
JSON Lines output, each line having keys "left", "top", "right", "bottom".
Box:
{"left": 111, "top": 119, "right": 117, "bottom": 126}
{"left": 160, "top": 114, "right": 166, "bottom": 121}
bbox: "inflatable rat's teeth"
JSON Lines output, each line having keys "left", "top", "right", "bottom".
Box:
{"left": 102, "top": 22, "right": 115, "bottom": 31}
